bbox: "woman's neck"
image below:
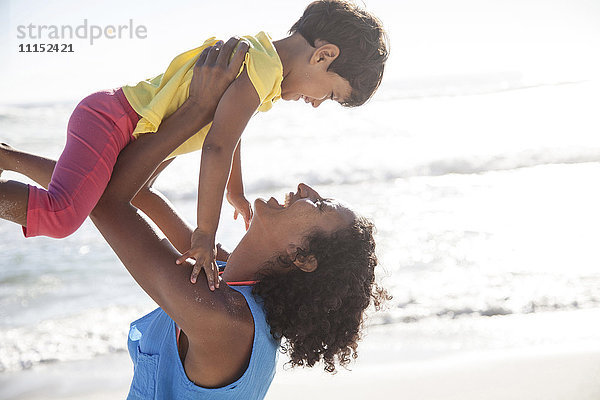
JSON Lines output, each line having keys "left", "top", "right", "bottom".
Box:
{"left": 221, "top": 230, "right": 277, "bottom": 282}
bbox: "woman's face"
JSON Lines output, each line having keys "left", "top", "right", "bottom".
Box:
{"left": 253, "top": 183, "right": 355, "bottom": 242}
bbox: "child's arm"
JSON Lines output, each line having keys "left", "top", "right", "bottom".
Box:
{"left": 175, "top": 68, "right": 260, "bottom": 286}
{"left": 226, "top": 140, "right": 253, "bottom": 230}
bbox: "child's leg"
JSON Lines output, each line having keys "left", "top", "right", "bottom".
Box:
{"left": 0, "top": 179, "right": 28, "bottom": 226}
{"left": 0, "top": 144, "right": 44, "bottom": 226}
{"left": 0, "top": 143, "right": 56, "bottom": 189}
{"left": 0, "top": 143, "right": 57, "bottom": 225}
{"left": 0, "top": 144, "right": 56, "bottom": 226}
{"left": 2, "top": 88, "right": 140, "bottom": 239}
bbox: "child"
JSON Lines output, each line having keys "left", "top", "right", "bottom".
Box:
{"left": 0, "top": 0, "right": 388, "bottom": 289}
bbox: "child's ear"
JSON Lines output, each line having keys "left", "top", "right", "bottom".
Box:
{"left": 310, "top": 42, "right": 340, "bottom": 67}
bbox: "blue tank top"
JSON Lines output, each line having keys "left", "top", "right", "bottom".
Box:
{"left": 126, "top": 284, "right": 280, "bottom": 399}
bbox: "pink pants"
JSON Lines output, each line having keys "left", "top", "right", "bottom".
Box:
{"left": 24, "top": 87, "right": 141, "bottom": 238}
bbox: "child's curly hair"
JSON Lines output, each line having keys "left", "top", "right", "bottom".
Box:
{"left": 290, "top": 0, "right": 389, "bottom": 107}
{"left": 252, "top": 215, "right": 390, "bottom": 373}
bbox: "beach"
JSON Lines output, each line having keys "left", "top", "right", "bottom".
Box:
{"left": 2, "top": 81, "right": 600, "bottom": 399}
{"left": 2, "top": 0, "right": 600, "bottom": 398}
{"left": 3, "top": 308, "right": 600, "bottom": 399}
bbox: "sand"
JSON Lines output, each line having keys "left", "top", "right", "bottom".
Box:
{"left": 266, "top": 348, "right": 600, "bottom": 400}
{"left": 2, "top": 309, "right": 600, "bottom": 400}
{"left": 4, "top": 346, "right": 599, "bottom": 400}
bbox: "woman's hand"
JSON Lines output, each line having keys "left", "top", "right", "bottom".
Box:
{"left": 176, "top": 228, "right": 219, "bottom": 290}
{"left": 186, "top": 37, "right": 249, "bottom": 117}
{"left": 226, "top": 191, "right": 253, "bottom": 230}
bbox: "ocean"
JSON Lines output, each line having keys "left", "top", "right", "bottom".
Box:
{"left": 1, "top": 0, "right": 600, "bottom": 394}
{"left": 2, "top": 77, "right": 600, "bottom": 375}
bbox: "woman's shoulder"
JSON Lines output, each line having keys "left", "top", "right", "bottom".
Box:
{"left": 220, "top": 284, "right": 257, "bottom": 325}
{"left": 182, "top": 285, "right": 255, "bottom": 388}
{"left": 196, "top": 283, "right": 255, "bottom": 328}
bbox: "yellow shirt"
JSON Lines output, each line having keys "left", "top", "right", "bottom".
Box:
{"left": 121, "top": 31, "right": 283, "bottom": 159}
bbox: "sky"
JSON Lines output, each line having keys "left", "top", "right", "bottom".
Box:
{"left": 0, "top": 0, "right": 599, "bottom": 104}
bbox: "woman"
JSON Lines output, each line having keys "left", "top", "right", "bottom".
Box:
{"left": 1, "top": 41, "right": 387, "bottom": 399}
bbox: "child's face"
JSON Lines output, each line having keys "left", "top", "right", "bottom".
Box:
{"left": 280, "top": 42, "right": 352, "bottom": 108}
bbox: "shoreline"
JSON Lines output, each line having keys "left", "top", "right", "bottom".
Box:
{"left": 266, "top": 346, "right": 600, "bottom": 399}
{"left": 4, "top": 344, "right": 599, "bottom": 400}
{"left": 2, "top": 308, "right": 599, "bottom": 399}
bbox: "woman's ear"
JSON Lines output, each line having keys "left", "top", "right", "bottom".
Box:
{"left": 310, "top": 42, "right": 340, "bottom": 67}
{"left": 286, "top": 244, "right": 318, "bottom": 272}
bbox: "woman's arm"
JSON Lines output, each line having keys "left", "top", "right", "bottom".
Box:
{"left": 133, "top": 161, "right": 235, "bottom": 258}
{"left": 90, "top": 38, "right": 250, "bottom": 335}
{"left": 133, "top": 162, "right": 232, "bottom": 259}
{"left": 132, "top": 159, "right": 195, "bottom": 254}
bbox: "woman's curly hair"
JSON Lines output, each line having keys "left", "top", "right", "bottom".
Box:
{"left": 252, "top": 215, "right": 389, "bottom": 373}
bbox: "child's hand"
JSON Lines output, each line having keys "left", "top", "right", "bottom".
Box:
{"left": 187, "top": 37, "right": 249, "bottom": 116}
{"left": 226, "top": 191, "right": 253, "bottom": 230}
{"left": 176, "top": 229, "right": 219, "bottom": 290}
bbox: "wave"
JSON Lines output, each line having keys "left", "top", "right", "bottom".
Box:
{"left": 157, "top": 149, "right": 600, "bottom": 201}
{"left": 0, "top": 305, "right": 147, "bottom": 373}
{"left": 0, "top": 75, "right": 592, "bottom": 115}
{"left": 233, "top": 150, "right": 600, "bottom": 195}
{"left": 371, "top": 299, "right": 596, "bottom": 327}
{"left": 404, "top": 149, "right": 600, "bottom": 178}
{"left": 2, "top": 296, "right": 596, "bottom": 372}
{"left": 0, "top": 103, "right": 75, "bottom": 121}
{"left": 376, "top": 74, "right": 591, "bottom": 100}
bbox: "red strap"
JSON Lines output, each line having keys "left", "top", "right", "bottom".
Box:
{"left": 226, "top": 280, "right": 259, "bottom": 286}
{"left": 218, "top": 270, "right": 258, "bottom": 286}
